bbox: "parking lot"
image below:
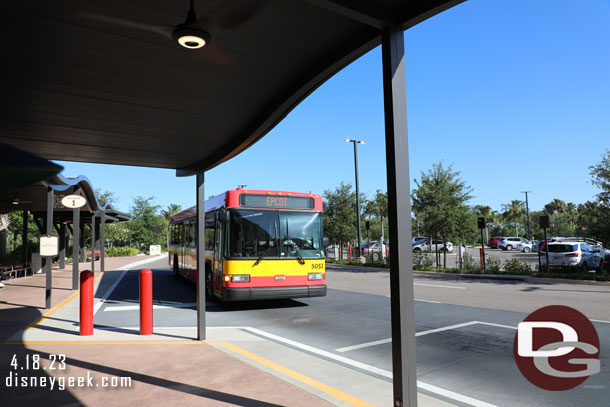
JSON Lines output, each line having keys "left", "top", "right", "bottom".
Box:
{"left": 328, "top": 245, "right": 543, "bottom": 270}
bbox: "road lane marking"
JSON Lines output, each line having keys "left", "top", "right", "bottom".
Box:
{"left": 591, "top": 319, "right": 610, "bottom": 324}
{"left": 246, "top": 327, "right": 498, "bottom": 407}
{"left": 417, "top": 382, "right": 499, "bottom": 407}
{"left": 93, "top": 254, "right": 168, "bottom": 315}
{"left": 416, "top": 321, "right": 480, "bottom": 337}
{"left": 336, "top": 338, "right": 392, "bottom": 352}
{"left": 414, "top": 283, "right": 466, "bottom": 289}
{"left": 212, "top": 341, "right": 374, "bottom": 407}
{"left": 104, "top": 302, "right": 197, "bottom": 311}
{"left": 337, "top": 321, "right": 515, "bottom": 352}
{"left": 415, "top": 299, "right": 442, "bottom": 304}
{"left": 93, "top": 269, "right": 129, "bottom": 315}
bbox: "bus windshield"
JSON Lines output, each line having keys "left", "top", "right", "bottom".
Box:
{"left": 227, "top": 209, "right": 323, "bottom": 259}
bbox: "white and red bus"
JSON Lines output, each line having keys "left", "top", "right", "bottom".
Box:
{"left": 168, "top": 187, "right": 327, "bottom": 301}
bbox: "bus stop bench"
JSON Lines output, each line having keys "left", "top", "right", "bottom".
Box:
{"left": 0, "top": 263, "right": 32, "bottom": 280}
{"left": 86, "top": 250, "right": 101, "bottom": 260}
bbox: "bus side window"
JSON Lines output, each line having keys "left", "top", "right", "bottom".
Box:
{"left": 205, "top": 212, "right": 215, "bottom": 251}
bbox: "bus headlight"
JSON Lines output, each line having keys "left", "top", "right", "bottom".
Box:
{"left": 308, "top": 273, "right": 323, "bottom": 280}
{"left": 231, "top": 274, "right": 250, "bottom": 283}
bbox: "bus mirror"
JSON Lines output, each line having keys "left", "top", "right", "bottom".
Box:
{"left": 218, "top": 210, "right": 229, "bottom": 223}
{"left": 323, "top": 237, "right": 330, "bottom": 248}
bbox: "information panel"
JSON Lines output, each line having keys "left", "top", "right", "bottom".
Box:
{"left": 240, "top": 194, "right": 314, "bottom": 209}
{"left": 40, "top": 235, "right": 59, "bottom": 257}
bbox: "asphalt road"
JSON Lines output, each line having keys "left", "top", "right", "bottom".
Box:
{"left": 94, "top": 257, "right": 610, "bottom": 407}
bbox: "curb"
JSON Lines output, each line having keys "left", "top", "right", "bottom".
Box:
{"left": 326, "top": 261, "right": 610, "bottom": 286}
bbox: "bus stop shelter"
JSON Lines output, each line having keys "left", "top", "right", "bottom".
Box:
{"left": 0, "top": 1, "right": 464, "bottom": 405}
{"left": 0, "top": 171, "right": 129, "bottom": 307}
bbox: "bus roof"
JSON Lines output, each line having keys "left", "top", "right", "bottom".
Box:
{"left": 170, "top": 188, "right": 323, "bottom": 223}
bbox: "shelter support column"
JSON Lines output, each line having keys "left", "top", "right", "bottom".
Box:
{"left": 196, "top": 172, "right": 206, "bottom": 340}
{"left": 382, "top": 28, "right": 417, "bottom": 407}
{"left": 100, "top": 211, "right": 105, "bottom": 273}
{"left": 45, "top": 187, "right": 54, "bottom": 309}
{"left": 21, "top": 210, "right": 28, "bottom": 265}
{"left": 72, "top": 188, "right": 81, "bottom": 290}
{"left": 79, "top": 221, "right": 85, "bottom": 262}
{"left": 59, "top": 223, "right": 66, "bottom": 269}
{"left": 91, "top": 215, "right": 96, "bottom": 273}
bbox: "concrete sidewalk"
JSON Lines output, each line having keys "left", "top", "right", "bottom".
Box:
{"left": 1, "top": 255, "right": 453, "bottom": 406}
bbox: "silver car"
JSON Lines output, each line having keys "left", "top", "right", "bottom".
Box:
{"left": 540, "top": 242, "right": 602, "bottom": 271}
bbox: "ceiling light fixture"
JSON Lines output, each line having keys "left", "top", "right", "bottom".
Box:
{"left": 173, "top": 27, "right": 210, "bottom": 49}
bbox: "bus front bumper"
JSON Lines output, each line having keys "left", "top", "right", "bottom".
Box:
{"left": 221, "top": 285, "right": 327, "bottom": 301}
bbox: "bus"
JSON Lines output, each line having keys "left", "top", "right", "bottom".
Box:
{"left": 168, "top": 187, "right": 327, "bottom": 301}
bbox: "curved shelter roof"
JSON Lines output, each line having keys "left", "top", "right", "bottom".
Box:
{"left": 0, "top": 0, "right": 461, "bottom": 174}
{"left": 0, "top": 173, "right": 129, "bottom": 224}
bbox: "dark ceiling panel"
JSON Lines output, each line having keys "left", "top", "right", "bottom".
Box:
{"left": 0, "top": 0, "right": 459, "bottom": 171}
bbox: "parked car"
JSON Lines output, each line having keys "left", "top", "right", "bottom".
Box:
{"left": 488, "top": 236, "right": 504, "bottom": 249}
{"left": 497, "top": 237, "right": 529, "bottom": 251}
{"left": 413, "top": 238, "right": 453, "bottom": 253}
{"left": 515, "top": 240, "right": 534, "bottom": 253}
{"left": 540, "top": 241, "right": 602, "bottom": 271}
{"left": 531, "top": 240, "right": 541, "bottom": 252}
{"left": 361, "top": 241, "right": 389, "bottom": 260}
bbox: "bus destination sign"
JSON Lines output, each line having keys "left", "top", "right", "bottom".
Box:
{"left": 240, "top": 194, "right": 314, "bottom": 209}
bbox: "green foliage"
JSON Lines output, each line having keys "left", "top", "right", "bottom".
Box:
{"left": 161, "top": 204, "right": 182, "bottom": 220}
{"left": 461, "top": 252, "right": 480, "bottom": 272}
{"left": 502, "top": 200, "right": 525, "bottom": 237}
{"left": 413, "top": 252, "right": 434, "bottom": 269}
{"left": 486, "top": 256, "right": 502, "bottom": 273}
{"left": 365, "top": 190, "right": 388, "bottom": 241}
{"left": 105, "top": 223, "right": 131, "bottom": 247}
{"left": 323, "top": 182, "right": 358, "bottom": 250}
{"left": 411, "top": 162, "right": 473, "bottom": 246}
{"left": 325, "top": 258, "right": 390, "bottom": 268}
{"left": 502, "top": 258, "right": 531, "bottom": 274}
{"left": 126, "top": 196, "right": 167, "bottom": 250}
{"left": 95, "top": 189, "right": 118, "bottom": 207}
{"left": 106, "top": 247, "right": 139, "bottom": 257}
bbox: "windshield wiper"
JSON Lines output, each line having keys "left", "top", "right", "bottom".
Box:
{"left": 253, "top": 251, "right": 265, "bottom": 267}
{"left": 285, "top": 219, "right": 305, "bottom": 264}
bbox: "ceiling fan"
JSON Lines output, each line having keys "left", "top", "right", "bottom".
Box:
{"left": 79, "top": 0, "right": 261, "bottom": 63}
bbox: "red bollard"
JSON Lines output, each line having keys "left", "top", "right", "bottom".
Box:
{"left": 140, "top": 269, "right": 153, "bottom": 335}
{"left": 348, "top": 243, "right": 352, "bottom": 260}
{"left": 480, "top": 247, "right": 485, "bottom": 270}
{"left": 80, "top": 270, "right": 94, "bottom": 336}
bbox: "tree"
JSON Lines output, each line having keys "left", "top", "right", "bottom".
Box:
{"left": 544, "top": 198, "right": 566, "bottom": 230}
{"left": 412, "top": 163, "right": 473, "bottom": 267}
{"left": 95, "top": 189, "right": 118, "bottom": 208}
{"left": 502, "top": 200, "right": 525, "bottom": 237}
{"left": 366, "top": 190, "right": 388, "bottom": 242}
{"left": 126, "top": 196, "right": 165, "bottom": 250}
{"left": 473, "top": 205, "right": 493, "bottom": 243}
{"left": 161, "top": 204, "right": 182, "bottom": 221}
{"left": 590, "top": 150, "right": 610, "bottom": 205}
{"left": 323, "top": 182, "right": 357, "bottom": 259}
{"left": 565, "top": 202, "right": 576, "bottom": 231}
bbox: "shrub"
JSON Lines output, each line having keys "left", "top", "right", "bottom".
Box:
{"left": 413, "top": 252, "right": 434, "bottom": 269}
{"left": 486, "top": 256, "right": 502, "bottom": 273}
{"left": 106, "top": 247, "right": 139, "bottom": 257}
{"left": 461, "top": 252, "right": 480, "bottom": 272}
{"left": 503, "top": 258, "right": 531, "bottom": 274}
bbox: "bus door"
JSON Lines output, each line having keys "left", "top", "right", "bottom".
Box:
{"left": 182, "top": 221, "right": 193, "bottom": 280}
{"left": 213, "top": 215, "right": 224, "bottom": 293}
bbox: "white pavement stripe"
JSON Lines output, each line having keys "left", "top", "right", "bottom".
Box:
{"left": 246, "top": 327, "right": 498, "bottom": 407}
{"left": 104, "top": 302, "right": 197, "bottom": 312}
{"left": 475, "top": 321, "right": 517, "bottom": 330}
{"left": 244, "top": 327, "right": 393, "bottom": 378}
{"left": 336, "top": 338, "right": 392, "bottom": 352}
{"left": 417, "top": 381, "right": 499, "bottom": 407}
{"left": 414, "top": 283, "right": 465, "bottom": 289}
{"left": 415, "top": 299, "right": 442, "bottom": 304}
{"left": 93, "top": 269, "right": 129, "bottom": 315}
{"left": 591, "top": 319, "right": 610, "bottom": 324}
{"left": 415, "top": 321, "right": 479, "bottom": 337}
{"left": 336, "top": 321, "right": 515, "bottom": 352}
{"left": 93, "top": 254, "right": 167, "bottom": 315}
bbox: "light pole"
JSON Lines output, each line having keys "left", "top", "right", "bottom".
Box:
{"left": 521, "top": 191, "right": 532, "bottom": 238}
{"left": 345, "top": 139, "right": 365, "bottom": 261}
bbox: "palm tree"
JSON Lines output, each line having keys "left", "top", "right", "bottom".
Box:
{"left": 473, "top": 205, "right": 492, "bottom": 243}
{"left": 544, "top": 198, "right": 566, "bottom": 230}
{"left": 161, "top": 204, "right": 182, "bottom": 221}
{"left": 566, "top": 202, "right": 576, "bottom": 231}
{"left": 502, "top": 200, "right": 525, "bottom": 237}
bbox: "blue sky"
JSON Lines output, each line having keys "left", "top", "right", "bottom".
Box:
{"left": 57, "top": 0, "right": 610, "bottom": 215}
